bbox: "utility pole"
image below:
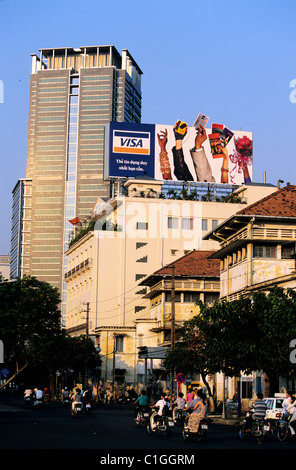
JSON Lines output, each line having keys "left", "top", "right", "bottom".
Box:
{"left": 170, "top": 265, "right": 175, "bottom": 404}
{"left": 84, "top": 302, "right": 90, "bottom": 389}
{"left": 171, "top": 265, "right": 176, "bottom": 349}
{"left": 112, "top": 334, "right": 116, "bottom": 397}
{"left": 86, "top": 302, "right": 89, "bottom": 337}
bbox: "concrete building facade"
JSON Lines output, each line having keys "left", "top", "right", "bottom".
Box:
{"left": 204, "top": 183, "right": 296, "bottom": 399}
{"left": 0, "top": 255, "right": 11, "bottom": 280}
{"left": 204, "top": 183, "right": 296, "bottom": 300}
{"left": 64, "top": 179, "right": 277, "bottom": 390}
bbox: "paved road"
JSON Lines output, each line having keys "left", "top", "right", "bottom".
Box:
{"left": 0, "top": 394, "right": 295, "bottom": 464}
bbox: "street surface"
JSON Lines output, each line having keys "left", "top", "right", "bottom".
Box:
{"left": 0, "top": 393, "right": 295, "bottom": 465}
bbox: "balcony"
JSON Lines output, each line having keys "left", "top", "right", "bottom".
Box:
{"left": 64, "top": 258, "right": 92, "bottom": 281}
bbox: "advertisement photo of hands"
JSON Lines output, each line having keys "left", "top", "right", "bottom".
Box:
{"left": 156, "top": 114, "right": 253, "bottom": 185}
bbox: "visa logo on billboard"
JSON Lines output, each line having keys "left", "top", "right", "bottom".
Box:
{"left": 113, "top": 130, "right": 151, "bottom": 155}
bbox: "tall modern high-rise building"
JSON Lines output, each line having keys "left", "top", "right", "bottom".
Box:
{"left": 21, "top": 45, "right": 142, "bottom": 321}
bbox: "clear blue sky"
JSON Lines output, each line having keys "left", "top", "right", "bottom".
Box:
{"left": 0, "top": 0, "right": 295, "bottom": 254}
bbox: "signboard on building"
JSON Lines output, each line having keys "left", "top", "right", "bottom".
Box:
{"left": 138, "top": 346, "right": 169, "bottom": 359}
{"left": 104, "top": 120, "right": 253, "bottom": 185}
{"left": 104, "top": 122, "right": 156, "bottom": 180}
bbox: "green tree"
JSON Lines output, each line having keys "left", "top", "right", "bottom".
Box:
{"left": 164, "top": 287, "right": 296, "bottom": 399}
{"left": 0, "top": 276, "right": 63, "bottom": 388}
{"left": 250, "top": 287, "right": 296, "bottom": 394}
{"left": 164, "top": 298, "right": 254, "bottom": 402}
{"left": 62, "top": 334, "right": 98, "bottom": 387}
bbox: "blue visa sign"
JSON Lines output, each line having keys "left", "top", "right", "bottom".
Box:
{"left": 104, "top": 122, "right": 155, "bottom": 179}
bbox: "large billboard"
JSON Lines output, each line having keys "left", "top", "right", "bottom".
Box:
{"left": 104, "top": 120, "right": 253, "bottom": 185}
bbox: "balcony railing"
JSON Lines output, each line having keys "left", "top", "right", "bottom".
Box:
{"left": 64, "top": 258, "right": 92, "bottom": 281}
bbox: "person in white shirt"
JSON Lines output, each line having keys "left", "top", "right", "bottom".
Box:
{"left": 286, "top": 395, "right": 296, "bottom": 437}
{"left": 282, "top": 391, "right": 293, "bottom": 415}
{"left": 24, "top": 388, "right": 32, "bottom": 401}
{"left": 34, "top": 388, "right": 43, "bottom": 400}
{"left": 150, "top": 394, "right": 168, "bottom": 428}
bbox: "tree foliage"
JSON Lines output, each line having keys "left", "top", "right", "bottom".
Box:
{"left": 164, "top": 286, "right": 296, "bottom": 393}
{"left": 0, "top": 276, "right": 62, "bottom": 381}
{"left": 0, "top": 276, "right": 98, "bottom": 388}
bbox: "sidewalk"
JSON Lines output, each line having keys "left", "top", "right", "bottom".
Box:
{"left": 209, "top": 413, "right": 244, "bottom": 426}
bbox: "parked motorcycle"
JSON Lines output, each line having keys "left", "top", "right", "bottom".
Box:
{"left": 239, "top": 410, "right": 270, "bottom": 444}
{"left": 71, "top": 402, "right": 83, "bottom": 417}
{"left": 135, "top": 407, "right": 150, "bottom": 427}
{"left": 182, "top": 410, "right": 209, "bottom": 442}
{"left": 147, "top": 408, "right": 174, "bottom": 436}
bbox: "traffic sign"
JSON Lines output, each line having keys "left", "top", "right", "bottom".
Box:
{"left": 176, "top": 372, "right": 187, "bottom": 384}
{"left": 0, "top": 368, "right": 10, "bottom": 379}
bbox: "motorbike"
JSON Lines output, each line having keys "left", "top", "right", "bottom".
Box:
{"left": 239, "top": 410, "right": 270, "bottom": 444}
{"left": 33, "top": 398, "right": 43, "bottom": 409}
{"left": 85, "top": 401, "right": 92, "bottom": 413}
{"left": 147, "top": 408, "right": 174, "bottom": 436}
{"left": 172, "top": 405, "right": 187, "bottom": 425}
{"left": 62, "top": 397, "right": 70, "bottom": 407}
{"left": 71, "top": 402, "right": 83, "bottom": 417}
{"left": 44, "top": 393, "right": 50, "bottom": 405}
{"left": 277, "top": 412, "right": 296, "bottom": 442}
{"left": 135, "top": 407, "right": 150, "bottom": 427}
{"left": 24, "top": 395, "right": 32, "bottom": 405}
{"left": 182, "top": 410, "right": 209, "bottom": 442}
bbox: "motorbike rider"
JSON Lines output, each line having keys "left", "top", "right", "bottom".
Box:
{"left": 173, "top": 392, "right": 186, "bottom": 410}
{"left": 245, "top": 392, "right": 267, "bottom": 430}
{"left": 105, "top": 388, "right": 113, "bottom": 404}
{"left": 44, "top": 387, "right": 50, "bottom": 401}
{"left": 185, "top": 389, "right": 206, "bottom": 433}
{"left": 283, "top": 392, "right": 296, "bottom": 438}
{"left": 24, "top": 388, "right": 33, "bottom": 402}
{"left": 83, "top": 387, "right": 93, "bottom": 408}
{"left": 61, "top": 387, "right": 70, "bottom": 403}
{"left": 150, "top": 393, "right": 169, "bottom": 429}
{"left": 34, "top": 387, "right": 43, "bottom": 401}
{"left": 71, "top": 387, "right": 83, "bottom": 411}
{"left": 172, "top": 391, "right": 187, "bottom": 422}
{"left": 282, "top": 391, "right": 293, "bottom": 418}
{"left": 187, "top": 387, "right": 193, "bottom": 403}
{"left": 134, "top": 389, "right": 149, "bottom": 419}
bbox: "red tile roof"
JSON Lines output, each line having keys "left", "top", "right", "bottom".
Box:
{"left": 237, "top": 184, "right": 296, "bottom": 217}
{"left": 142, "top": 250, "right": 220, "bottom": 285}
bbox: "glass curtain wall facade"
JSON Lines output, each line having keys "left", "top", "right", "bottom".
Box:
{"left": 23, "top": 46, "right": 142, "bottom": 323}
{"left": 10, "top": 179, "right": 32, "bottom": 279}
